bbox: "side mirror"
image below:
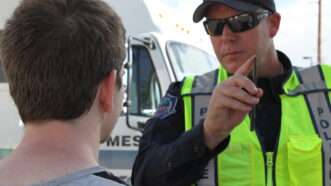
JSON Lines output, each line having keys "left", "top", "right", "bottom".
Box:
{"left": 124, "top": 36, "right": 159, "bottom": 132}
{"left": 125, "top": 36, "right": 143, "bottom": 132}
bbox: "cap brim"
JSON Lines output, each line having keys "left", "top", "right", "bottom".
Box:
{"left": 193, "top": 0, "right": 261, "bottom": 23}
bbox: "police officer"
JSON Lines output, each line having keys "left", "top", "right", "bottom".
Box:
{"left": 132, "top": 0, "right": 331, "bottom": 186}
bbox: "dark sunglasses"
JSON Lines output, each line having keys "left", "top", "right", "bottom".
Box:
{"left": 203, "top": 10, "right": 271, "bottom": 36}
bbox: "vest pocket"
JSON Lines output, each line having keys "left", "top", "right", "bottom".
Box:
{"left": 287, "top": 135, "right": 322, "bottom": 186}
{"left": 220, "top": 143, "right": 260, "bottom": 186}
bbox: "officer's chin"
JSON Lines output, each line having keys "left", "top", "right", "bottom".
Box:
{"left": 222, "top": 63, "right": 240, "bottom": 74}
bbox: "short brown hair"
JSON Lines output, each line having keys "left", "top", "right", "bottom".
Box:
{"left": 0, "top": 0, "right": 126, "bottom": 123}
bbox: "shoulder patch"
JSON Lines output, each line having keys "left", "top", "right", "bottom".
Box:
{"left": 154, "top": 93, "right": 178, "bottom": 119}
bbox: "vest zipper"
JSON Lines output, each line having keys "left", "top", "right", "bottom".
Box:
{"left": 254, "top": 99, "right": 282, "bottom": 186}
{"left": 272, "top": 120, "right": 282, "bottom": 186}
{"left": 266, "top": 152, "right": 274, "bottom": 186}
{"left": 255, "top": 127, "right": 275, "bottom": 186}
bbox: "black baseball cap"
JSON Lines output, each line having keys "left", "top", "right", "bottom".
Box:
{"left": 193, "top": 0, "right": 276, "bottom": 22}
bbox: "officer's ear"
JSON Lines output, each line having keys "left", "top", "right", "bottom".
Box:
{"left": 268, "top": 12, "right": 281, "bottom": 38}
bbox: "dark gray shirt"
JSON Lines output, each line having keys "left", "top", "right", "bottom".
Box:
{"left": 32, "top": 166, "right": 128, "bottom": 186}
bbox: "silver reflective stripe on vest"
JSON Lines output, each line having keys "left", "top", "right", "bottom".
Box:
{"left": 191, "top": 70, "right": 218, "bottom": 186}
{"left": 287, "top": 81, "right": 330, "bottom": 96}
{"left": 191, "top": 70, "right": 218, "bottom": 95}
{"left": 193, "top": 95, "right": 216, "bottom": 186}
{"left": 196, "top": 159, "right": 217, "bottom": 186}
{"left": 297, "top": 66, "right": 331, "bottom": 186}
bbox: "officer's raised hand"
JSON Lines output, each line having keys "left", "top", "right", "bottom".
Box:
{"left": 203, "top": 55, "right": 263, "bottom": 150}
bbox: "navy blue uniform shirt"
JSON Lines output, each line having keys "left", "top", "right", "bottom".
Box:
{"left": 132, "top": 51, "right": 293, "bottom": 186}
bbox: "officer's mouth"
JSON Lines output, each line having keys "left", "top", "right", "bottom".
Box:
{"left": 222, "top": 51, "right": 244, "bottom": 59}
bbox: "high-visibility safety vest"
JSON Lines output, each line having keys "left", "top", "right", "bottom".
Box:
{"left": 181, "top": 65, "right": 331, "bottom": 186}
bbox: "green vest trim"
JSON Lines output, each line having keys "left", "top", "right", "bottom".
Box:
{"left": 321, "top": 64, "right": 331, "bottom": 103}
{"left": 181, "top": 76, "right": 194, "bottom": 133}
{"left": 293, "top": 65, "right": 331, "bottom": 186}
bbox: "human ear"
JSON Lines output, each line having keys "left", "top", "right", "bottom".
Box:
{"left": 268, "top": 12, "right": 281, "bottom": 38}
{"left": 99, "top": 70, "right": 117, "bottom": 112}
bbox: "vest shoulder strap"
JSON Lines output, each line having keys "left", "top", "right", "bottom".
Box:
{"left": 288, "top": 66, "right": 331, "bottom": 96}
{"left": 182, "top": 69, "right": 218, "bottom": 96}
{"left": 295, "top": 65, "right": 331, "bottom": 186}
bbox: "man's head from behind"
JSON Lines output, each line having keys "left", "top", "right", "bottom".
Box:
{"left": 0, "top": 0, "right": 126, "bottom": 127}
{"left": 193, "top": 0, "right": 281, "bottom": 74}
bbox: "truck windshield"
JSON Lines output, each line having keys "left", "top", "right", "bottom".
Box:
{"left": 166, "top": 41, "right": 218, "bottom": 80}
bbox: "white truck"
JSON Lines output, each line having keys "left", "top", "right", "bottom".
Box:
{"left": 0, "top": 0, "right": 218, "bottom": 182}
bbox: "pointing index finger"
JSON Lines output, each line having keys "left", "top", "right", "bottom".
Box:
{"left": 234, "top": 55, "right": 256, "bottom": 76}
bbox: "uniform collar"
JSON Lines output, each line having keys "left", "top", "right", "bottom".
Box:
{"left": 218, "top": 50, "right": 294, "bottom": 99}
{"left": 259, "top": 50, "right": 293, "bottom": 96}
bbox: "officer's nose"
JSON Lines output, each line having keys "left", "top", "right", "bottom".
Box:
{"left": 222, "top": 24, "right": 236, "bottom": 41}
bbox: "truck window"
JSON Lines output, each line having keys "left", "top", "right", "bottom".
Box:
{"left": 129, "top": 45, "right": 161, "bottom": 117}
{"left": 166, "top": 41, "right": 218, "bottom": 80}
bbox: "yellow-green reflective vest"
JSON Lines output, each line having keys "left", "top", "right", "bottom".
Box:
{"left": 181, "top": 65, "right": 331, "bottom": 186}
